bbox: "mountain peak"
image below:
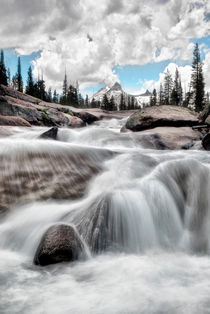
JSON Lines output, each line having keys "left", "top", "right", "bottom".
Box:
{"left": 110, "top": 82, "right": 122, "bottom": 91}
{"left": 140, "top": 89, "right": 151, "bottom": 96}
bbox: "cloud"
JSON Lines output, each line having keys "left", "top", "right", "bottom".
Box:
{"left": 0, "top": 0, "right": 209, "bottom": 91}
{"left": 133, "top": 51, "right": 210, "bottom": 96}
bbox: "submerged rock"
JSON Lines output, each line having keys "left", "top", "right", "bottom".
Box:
{"left": 136, "top": 127, "right": 201, "bottom": 150}
{"left": 0, "top": 144, "right": 114, "bottom": 212}
{"left": 39, "top": 127, "right": 58, "bottom": 140}
{"left": 124, "top": 106, "right": 199, "bottom": 132}
{"left": 34, "top": 224, "right": 85, "bottom": 266}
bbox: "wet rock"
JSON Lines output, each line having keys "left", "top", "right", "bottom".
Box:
{"left": 124, "top": 106, "right": 199, "bottom": 132}
{"left": 202, "top": 133, "right": 210, "bottom": 150}
{"left": 34, "top": 224, "right": 85, "bottom": 266}
{"left": 77, "top": 111, "right": 99, "bottom": 124}
{"left": 39, "top": 127, "right": 58, "bottom": 140}
{"left": 0, "top": 115, "right": 31, "bottom": 127}
{"left": 0, "top": 145, "right": 114, "bottom": 212}
{"left": 67, "top": 115, "right": 85, "bottom": 128}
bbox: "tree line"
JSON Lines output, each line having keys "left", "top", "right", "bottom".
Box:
{"left": 149, "top": 43, "right": 206, "bottom": 112}
{"left": 0, "top": 43, "right": 207, "bottom": 112}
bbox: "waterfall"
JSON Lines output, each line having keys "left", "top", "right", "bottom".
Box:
{"left": 0, "top": 121, "right": 210, "bottom": 313}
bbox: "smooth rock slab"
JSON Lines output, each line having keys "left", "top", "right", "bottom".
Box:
{"left": 34, "top": 224, "right": 85, "bottom": 266}
{"left": 125, "top": 105, "right": 199, "bottom": 132}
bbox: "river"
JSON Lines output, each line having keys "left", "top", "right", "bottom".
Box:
{"left": 0, "top": 118, "right": 210, "bottom": 314}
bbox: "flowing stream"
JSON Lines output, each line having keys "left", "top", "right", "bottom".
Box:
{"left": 1, "top": 118, "right": 210, "bottom": 314}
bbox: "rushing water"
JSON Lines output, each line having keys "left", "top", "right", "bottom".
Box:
{"left": 1, "top": 119, "right": 210, "bottom": 314}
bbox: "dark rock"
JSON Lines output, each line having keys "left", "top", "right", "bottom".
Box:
{"left": 202, "top": 133, "right": 210, "bottom": 150}
{"left": 125, "top": 106, "right": 199, "bottom": 132}
{"left": 77, "top": 111, "right": 99, "bottom": 124}
{"left": 39, "top": 127, "right": 58, "bottom": 140}
{"left": 0, "top": 98, "right": 43, "bottom": 125}
{"left": 34, "top": 224, "right": 85, "bottom": 266}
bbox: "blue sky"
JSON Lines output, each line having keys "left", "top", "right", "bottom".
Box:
{"left": 3, "top": 37, "right": 210, "bottom": 96}
{"left": 0, "top": 0, "right": 210, "bottom": 96}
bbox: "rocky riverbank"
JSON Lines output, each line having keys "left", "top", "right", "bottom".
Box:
{"left": 0, "top": 84, "right": 130, "bottom": 127}
{"left": 122, "top": 105, "right": 208, "bottom": 150}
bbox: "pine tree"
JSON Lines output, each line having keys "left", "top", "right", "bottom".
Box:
{"left": 25, "top": 66, "right": 34, "bottom": 96}
{"left": 67, "top": 85, "right": 79, "bottom": 107}
{"left": 131, "top": 96, "right": 135, "bottom": 110}
{"left": 90, "top": 97, "right": 97, "bottom": 108}
{"left": 62, "top": 71, "right": 68, "bottom": 105}
{"left": 171, "top": 68, "right": 182, "bottom": 106}
{"left": 163, "top": 69, "right": 173, "bottom": 105}
{"left": 0, "top": 50, "right": 8, "bottom": 86}
{"left": 47, "top": 87, "right": 52, "bottom": 102}
{"left": 85, "top": 94, "right": 89, "bottom": 108}
{"left": 53, "top": 90, "right": 58, "bottom": 103}
{"left": 150, "top": 89, "right": 157, "bottom": 106}
{"left": 78, "top": 93, "right": 84, "bottom": 107}
{"left": 109, "top": 95, "right": 116, "bottom": 111}
{"left": 17, "top": 56, "right": 23, "bottom": 92}
{"left": 127, "top": 96, "right": 131, "bottom": 110}
{"left": 101, "top": 94, "right": 109, "bottom": 110}
{"left": 119, "top": 94, "right": 126, "bottom": 110}
{"left": 191, "top": 43, "right": 205, "bottom": 112}
{"left": 7, "top": 68, "right": 11, "bottom": 85}
{"left": 159, "top": 83, "right": 164, "bottom": 106}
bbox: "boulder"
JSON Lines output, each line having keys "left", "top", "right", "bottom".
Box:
{"left": 124, "top": 106, "right": 199, "bottom": 132}
{"left": 66, "top": 114, "right": 85, "bottom": 128}
{"left": 34, "top": 224, "right": 85, "bottom": 266}
{"left": 77, "top": 111, "right": 99, "bottom": 124}
{"left": 0, "top": 145, "right": 113, "bottom": 212}
{"left": 202, "top": 133, "right": 210, "bottom": 150}
{"left": 0, "top": 98, "right": 43, "bottom": 125}
{"left": 0, "top": 115, "right": 31, "bottom": 127}
{"left": 136, "top": 127, "right": 201, "bottom": 150}
{"left": 39, "top": 127, "right": 58, "bottom": 140}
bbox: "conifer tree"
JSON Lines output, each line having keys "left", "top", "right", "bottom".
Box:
{"left": 191, "top": 43, "right": 205, "bottom": 112}
{"left": 85, "top": 94, "right": 89, "bottom": 108}
{"left": 0, "top": 50, "right": 8, "bottom": 86}
{"left": 127, "top": 96, "right": 131, "bottom": 110}
{"left": 47, "top": 87, "right": 52, "bottom": 102}
{"left": 25, "top": 66, "right": 34, "bottom": 96}
{"left": 17, "top": 56, "right": 23, "bottom": 92}
{"left": 131, "top": 96, "right": 135, "bottom": 110}
{"left": 53, "top": 90, "right": 58, "bottom": 103}
{"left": 150, "top": 89, "right": 157, "bottom": 106}
{"left": 7, "top": 68, "right": 11, "bottom": 85}
{"left": 62, "top": 71, "right": 68, "bottom": 105}
{"left": 101, "top": 94, "right": 109, "bottom": 110}
{"left": 163, "top": 69, "right": 173, "bottom": 105}
{"left": 109, "top": 95, "right": 117, "bottom": 111}
{"left": 78, "top": 93, "right": 84, "bottom": 107}
{"left": 119, "top": 94, "right": 126, "bottom": 110}
{"left": 159, "top": 83, "right": 164, "bottom": 105}
{"left": 67, "top": 85, "right": 79, "bottom": 107}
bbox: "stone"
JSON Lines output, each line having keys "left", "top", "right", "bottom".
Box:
{"left": 124, "top": 106, "right": 199, "bottom": 132}
{"left": 0, "top": 115, "right": 31, "bottom": 127}
{"left": 39, "top": 127, "right": 58, "bottom": 140}
{"left": 34, "top": 224, "right": 85, "bottom": 266}
{"left": 202, "top": 133, "right": 210, "bottom": 150}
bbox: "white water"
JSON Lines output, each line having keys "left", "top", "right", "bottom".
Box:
{"left": 1, "top": 119, "right": 210, "bottom": 313}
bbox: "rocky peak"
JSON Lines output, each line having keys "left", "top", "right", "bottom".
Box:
{"left": 110, "top": 82, "right": 122, "bottom": 92}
